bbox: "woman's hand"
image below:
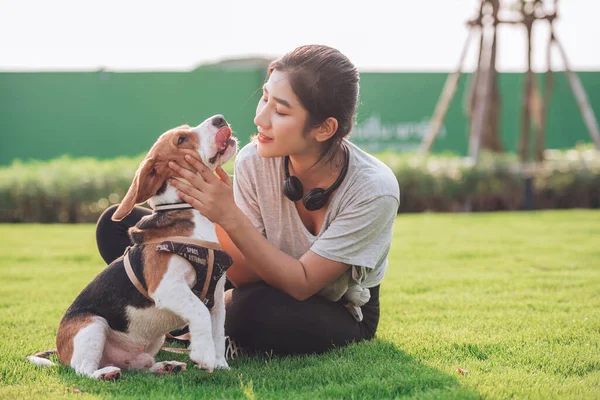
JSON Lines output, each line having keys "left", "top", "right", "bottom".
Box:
{"left": 168, "top": 155, "right": 240, "bottom": 228}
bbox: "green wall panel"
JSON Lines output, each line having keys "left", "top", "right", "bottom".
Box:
{"left": 1, "top": 69, "right": 598, "bottom": 165}
{"left": 0, "top": 68, "right": 265, "bottom": 164}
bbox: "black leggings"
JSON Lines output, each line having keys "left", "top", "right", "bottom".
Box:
{"left": 96, "top": 204, "right": 380, "bottom": 355}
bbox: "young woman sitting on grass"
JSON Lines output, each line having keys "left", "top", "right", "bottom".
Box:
{"left": 97, "top": 44, "right": 400, "bottom": 356}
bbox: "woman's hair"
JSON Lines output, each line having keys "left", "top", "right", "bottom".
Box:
{"left": 268, "top": 44, "right": 359, "bottom": 164}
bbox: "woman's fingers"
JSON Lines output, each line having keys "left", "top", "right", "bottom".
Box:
{"left": 168, "top": 156, "right": 233, "bottom": 224}
{"left": 184, "top": 155, "right": 219, "bottom": 184}
{"left": 177, "top": 190, "right": 204, "bottom": 212}
{"left": 168, "top": 161, "right": 206, "bottom": 188}
{"left": 170, "top": 179, "right": 204, "bottom": 207}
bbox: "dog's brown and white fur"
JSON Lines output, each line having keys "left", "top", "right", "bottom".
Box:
{"left": 28, "top": 115, "right": 238, "bottom": 379}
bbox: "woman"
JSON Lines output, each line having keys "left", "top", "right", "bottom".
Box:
{"left": 96, "top": 44, "right": 399, "bottom": 356}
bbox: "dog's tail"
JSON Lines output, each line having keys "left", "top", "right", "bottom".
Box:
{"left": 27, "top": 349, "right": 57, "bottom": 367}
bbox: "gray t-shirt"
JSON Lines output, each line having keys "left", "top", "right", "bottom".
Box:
{"left": 233, "top": 139, "right": 400, "bottom": 305}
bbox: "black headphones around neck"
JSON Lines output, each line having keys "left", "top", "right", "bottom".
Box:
{"left": 282, "top": 145, "right": 349, "bottom": 211}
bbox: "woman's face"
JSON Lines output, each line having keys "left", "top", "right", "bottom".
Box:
{"left": 254, "top": 70, "right": 314, "bottom": 158}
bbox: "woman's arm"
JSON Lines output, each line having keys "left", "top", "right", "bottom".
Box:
{"left": 219, "top": 206, "right": 349, "bottom": 300}
{"left": 169, "top": 156, "right": 349, "bottom": 300}
{"left": 214, "top": 223, "right": 261, "bottom": 287}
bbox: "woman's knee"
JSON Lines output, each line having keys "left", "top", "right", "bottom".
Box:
{"left": 96, "top": 204, "right": 149, "bottom": 238}
{"left": 95, "top": 204, "right": 149, "bottom": 264}
{"left": 96, "top": 204, "right": 120, "bottom": 232}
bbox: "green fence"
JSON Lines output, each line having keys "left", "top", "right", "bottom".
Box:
{"left": 354, "top": 71, "right": 600, "bottom": 155}
{"left": 0, "top": 67, "right": 264, "bottom": 165}
{"left": 1, "top": 68, "right": 599, "bottom": 165}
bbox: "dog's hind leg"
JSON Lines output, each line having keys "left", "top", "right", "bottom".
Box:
{"left": 141, "top": 335, "right": 186, "bottom": 374}
{"left": 145, "top": 335, "right": 166, "bottom": 357}
{"left": 211, "top": 274, "right": 229, "bottom": 370}
{"left": 150, "top": 360, "right": 187, "bottom": 374}
{"left": 64, "top": 316, "right": 121, "bottom": 380}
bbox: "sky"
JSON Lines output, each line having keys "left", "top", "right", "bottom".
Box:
{"left": 1, "top": 0, "right": 599, "bottom": 72}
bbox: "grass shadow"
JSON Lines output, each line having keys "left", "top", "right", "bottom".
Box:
{"left": 45, "top": 339, "right": 480, "bottom": 399}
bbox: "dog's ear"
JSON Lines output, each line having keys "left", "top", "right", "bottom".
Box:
{"left": 112, "top": 158, "right": 164, "bottom": 221}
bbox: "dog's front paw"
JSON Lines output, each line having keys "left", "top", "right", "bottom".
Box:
{"left": 214, "top": 357, "right": 230, "bottom": 370}
{"left": 190, "top": 347, "right": 216, "bottom": 373}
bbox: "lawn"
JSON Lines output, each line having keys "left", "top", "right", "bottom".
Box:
{"left": 1, "top": 210, "right": 599, "bottom": 399}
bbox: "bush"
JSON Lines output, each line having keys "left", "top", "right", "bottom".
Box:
{"left": 0, "top": 147, "right": 598, "bottom": 223}
{"left": 0, "top": 155, "right": 141, "bottom": 223}
{"left": 383, "top": 145, "right": 600, "bottom": 212}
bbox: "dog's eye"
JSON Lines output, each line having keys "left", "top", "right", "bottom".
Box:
{"left": 177, "top": 135, "right": 188, "bottom": 145}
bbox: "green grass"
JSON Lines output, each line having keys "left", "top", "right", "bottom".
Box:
{"left": 1, "top": 210, "right": 599, "bottom": 399}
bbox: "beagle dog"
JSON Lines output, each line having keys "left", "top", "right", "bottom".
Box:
{"left": 27, "top": 115, "right": 238, "bottom": 380}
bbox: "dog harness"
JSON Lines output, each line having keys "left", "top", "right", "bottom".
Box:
{"left": 123, "top": 236, "right": 233, "bottom": 310}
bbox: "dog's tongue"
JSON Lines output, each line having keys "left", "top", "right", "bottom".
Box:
{"left": 216, "top": 127, "right": 231, "bottom": 150}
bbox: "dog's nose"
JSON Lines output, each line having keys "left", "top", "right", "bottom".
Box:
{"left": 212, "top": 115, "right": 227, "bottom": 128}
